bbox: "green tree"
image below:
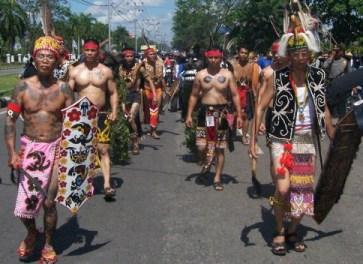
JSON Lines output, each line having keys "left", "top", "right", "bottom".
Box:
{"left": 113, "top": 26, "right": 133, "bottom": 50}
{"left": 172, "top": 0, "right": 238, "bottom": 51}
{"left": 307, "top": 0, "right": 363, "bottom": 46}
{"left": 225, "top": 0, "right": 285, "bottom": 54}
{"left": 0, "top": 0, "right": 28, "bottom": 50}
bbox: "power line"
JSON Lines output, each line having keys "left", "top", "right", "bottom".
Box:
{"left": 71, "top": 0, "right": 108, "bottom": 7}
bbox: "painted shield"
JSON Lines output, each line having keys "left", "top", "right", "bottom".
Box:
{"left": 314, "top": 108, "right": 362, "bottom": 224}
{"left": 56, "top": 96, "right": 98, "bottom": 214}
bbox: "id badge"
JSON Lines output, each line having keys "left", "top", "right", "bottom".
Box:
{"left": 206, "top": 116, "right": 215, "bottom": 127}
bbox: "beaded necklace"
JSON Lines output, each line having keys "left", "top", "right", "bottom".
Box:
{"left": 289, "top": 73, "right": 309, "bottom": 122}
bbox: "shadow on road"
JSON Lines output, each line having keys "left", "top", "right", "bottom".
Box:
{"left": 139, "top": 143, "right": 163, "bottom": 151}
{"left": 158, "top": 129, "right": 180, "bottom": 136}
{"left": 177, "top": 153, "right": 199, "bottom": 163}
{"left": 185, "top": 172, "right": 239, "bottom": 187}
{"left": 54, "top": 216, "right": 110, "bottom": 256}
{"left": 92, "top": 175, "right": 124, "bottom": 196}
{"left": 246, "top": 183, "right": 275, "bottom": 199}
{"left": 240, "top": 206, "right": 343, "bottom": 247}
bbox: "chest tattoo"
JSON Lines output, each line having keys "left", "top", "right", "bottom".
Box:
{"left": 217, "top": 76, "right": 226, "bottom": 83}
{"left": 93, "top": 69, "right": 103, "bottom": 80}
{"left": 203, "top": 76, "right": 212, "bottom": 83}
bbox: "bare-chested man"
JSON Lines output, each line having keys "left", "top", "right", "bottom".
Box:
{"left": 119, "top": 48, "right": 143, "bottom": 154}
{"left": 68, "top": 39, "right": 119, "bottom": 198}
{"left": 5, "top": 36, "right": 74, "bottom": 263}
{"left": 186, "top": 48, "right": 242, "bottom": 191}
{"left": 141, "top": 48, "right": 164, "bottom": 139}
{"left": 250, "top": 41, "right": 289, "bottom": 183}
{"left": 230, "top": 46, "right": 261, "bottom": 145}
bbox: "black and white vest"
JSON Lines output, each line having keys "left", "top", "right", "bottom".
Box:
{"left": 268, "top": 66, "right": 326, "bottom": 141}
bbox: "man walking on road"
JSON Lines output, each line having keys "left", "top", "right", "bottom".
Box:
{"left": 185, "top": 48, "right": 242, "bottom": 191}
{"left": 141, "top": 48, "right": 164, "bottom": 139}
{"left": 68, "top": 39, "right": 119, "bottom": 199}
{"left": 5, "top": 36, "right": 74, "bottom": 263}
{"left": 230, "top": 46, "right": 261, "bottom": 144}
{"left": 250, "top": 21, "right": 335, "bottom": 255}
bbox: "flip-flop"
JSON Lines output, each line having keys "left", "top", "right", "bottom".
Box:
{"left": 271, "top": 241, "right": 287, "bottom": 256}
{"left": 271, "top": 234, "right": 287, "bottom": 256}
{"left": 213, "top": 182, "right": 224, "bottom": 191}
{"left": 104, "top": 187, "right": 116, "bottom": 197}
{"left": 286, "top": 232, "right": 306, "bottom": 253}
{"left": 39, "top": 246, "right": 57, "bottom": 264}
{"left": 17, "top": 231, "right": 38, "bottom": 260}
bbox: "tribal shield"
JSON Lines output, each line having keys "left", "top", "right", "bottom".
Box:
{"left": 56, "top": 96, "right": 98, "bottom": 214}
{"left": 314, "top": 103, "right": 363, "bottom": 224}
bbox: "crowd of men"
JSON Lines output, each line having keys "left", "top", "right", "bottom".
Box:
{"left": 4, "top": 18, "right": 361, "bottom": 262}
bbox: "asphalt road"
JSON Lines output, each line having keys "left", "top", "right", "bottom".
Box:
{"left": 0, "top": 67, "right": 23, "bottom": 76}
{"left": 0, "top": 111, "right": 363, "bottom": 264}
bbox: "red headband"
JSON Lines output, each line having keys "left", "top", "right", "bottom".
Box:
{"left": 122, "top": 50, "right": 135, "bottom": 56}
{"left": 144, "top": 48, "right": 155, "bottom": 56}
{"left": 83, "top": 41, "right": 99, "bottom": 50}
{"left": 271, "top": 42, "right": 280, "bottom": 53}
{"left": 204, "top": 50, "right": 223, "bottom": 57}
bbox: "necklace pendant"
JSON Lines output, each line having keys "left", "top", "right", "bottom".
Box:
{"left": 299, "top": 113, "right": 305, "bottom": 122}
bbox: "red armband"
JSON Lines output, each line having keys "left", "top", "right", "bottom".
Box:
{"left": 7, "top": 102, "right": 22, "bottom": 113}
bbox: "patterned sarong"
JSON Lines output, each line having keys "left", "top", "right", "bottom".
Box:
{"left": 271, "top": 133, "right": 316, "bottom": 217}
{"left": 196, "top": 104, "right": 229, "bottom": 167}
{"left": 14, "top": 136, "right": 60, "bottom": 219}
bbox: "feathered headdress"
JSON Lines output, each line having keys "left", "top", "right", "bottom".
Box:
{"left": 278, "top": 0, "right": 320, "bottom": 56}
{"left": 33, "top": 36, "right": 61, "bottom": 59}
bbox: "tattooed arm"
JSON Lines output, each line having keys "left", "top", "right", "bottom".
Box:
{"left": 5, "top": 81, "right": 26, "bottom": 167}
{"left": 60, "top": 82, "right": 75, "bottom": 107}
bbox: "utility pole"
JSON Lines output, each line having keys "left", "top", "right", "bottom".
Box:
{"left": 108, "top": 0, "right": 112, "bottom": 51}
{"left": 134, "top": 18, "right": 137, "bottom": 54}
{"left": 133, "top": 1, "right": 140, "bottom": 55}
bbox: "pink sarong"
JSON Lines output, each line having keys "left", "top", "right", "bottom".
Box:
{"left": 14, "top": 136, "right": 60, "bottom": 219}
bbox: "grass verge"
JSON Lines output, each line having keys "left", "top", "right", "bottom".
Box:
{"left": 0, "top": 74, "right": 18, "bottom": 96}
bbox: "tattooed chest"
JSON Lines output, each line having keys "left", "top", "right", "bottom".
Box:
{"left": 25, "top": 88, "right": 63, "bottom": 110}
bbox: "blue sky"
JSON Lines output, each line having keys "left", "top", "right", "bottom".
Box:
{"left": 68, "top": 0, "right": 175, "bottom": 44}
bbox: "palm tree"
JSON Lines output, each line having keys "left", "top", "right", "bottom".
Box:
{"left": 69, "top": 13, "right": 96, "bottom": 55}
{"left": 0, "top": 0, "right": 28, "bottom": 50}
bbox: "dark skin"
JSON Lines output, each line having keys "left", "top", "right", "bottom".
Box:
{"left": 4, "top": 49, "right": 74, "bottom": 250}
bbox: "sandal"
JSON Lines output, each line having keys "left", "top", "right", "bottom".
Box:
{"left": 17, "top": 231, "right": 38, "bottom": 260}
{"left": 151, "top": 131, "right": 160, "bottom": 139}
{"left": 242, "top": 133, "right": 250, "bottom": 145}
{"left": 271, "top": 234, "right": 287, "bottom": 256}
{"left": 200, "top": 164, "right": 211, "bottom": 175}
{"left": 132, "top": 144, "right": 140, "bottom": 155}
{"left": 213, "top": 182, "right": 224, "bottom": 191}
{"left": 286, "top": 232, "right": 306, "bottom": 253}
{"left": 39, "top": 246, "right": 57, "bottom": 264}
{"left": 104, "top": 187, "right": 116, "bottom": 197}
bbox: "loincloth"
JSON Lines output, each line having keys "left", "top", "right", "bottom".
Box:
{"left": 237, "top": 85, "right": 249, "bottom": 110}
{"left": 14, "top": 136, "right": 60, "bottom": 219}
{"left": 97, "top": 112, "right": 111, "bottom": 144}
{"left": 196, "top": 104, "right": 229, "bottom": 150}
{"left": 125, "top": 90, "right": 141, "bottom": 106}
